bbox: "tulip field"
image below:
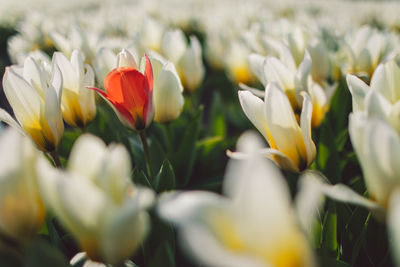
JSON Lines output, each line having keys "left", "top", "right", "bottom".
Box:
{"left": 2, "top": 0, "right": 400, "bottom": 266}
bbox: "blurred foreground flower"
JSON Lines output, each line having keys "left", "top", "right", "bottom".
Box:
{"left": 53, "top": 49, "right": 96, "bottom": 128}
{"left": 0, "top": 56, "right": 64, "bottom": 152}
{"left": 37, "top": 134, "right": 154, "bottom": 265}
{"left": 89, "top": 51, "right": 154, "bottom": 131}
{"left": 0, "top": 128, "right": 45, "bottom": 244}
{"left": 159, "top": 132, "right": 316, "bottom": 267}
{"left": 237, "top": 83, "right": 316, "bottom": 172}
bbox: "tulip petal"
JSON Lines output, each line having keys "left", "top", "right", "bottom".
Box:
{"left": 71, "top": 50, "right": 85, "bottom": 81}
{"left": 88, "top": 87, "right": 135, "bottom": 129}
{"left": 23, "top": 57, "right": 46, "bottom": 98}
{"left": 295, "top": 51, "right": 311, "bottom": 94}
{"left": 179, "top": 223, "right": 265, "bottom": 267}
{"left": 264, "top": 57, "right": 295, "bottom": 91}
{"left": 0, "top": 108, "right": 24, "bottom": 134}
{"left": 117, "top": 49, "right": 138, "bottom": 69}
{"left": 98, "top": 144, "right": 132, "bottom": 202}
{"left": 370, "top": 60, "right": 400, "bottom": 103}
{"left": 3, "top": 67, "right": 41, "bottom": 127}
{"left": 238, "top": 90, "right": 271, "bottom": 144}
{"left": 37, "top": 157, "right": 107, "bottom": 244}
{"left": 298, "top": 171, "right": 384, "bottom": 220}
{"left": 364, "top": 118, "right": 400, "bottom": 205}
{"left": 44, "top": 83, "right": 64, "bottom": 146}
{"left": 67, "top": 134, "right": 107, "bottom": 181}
{"left": 265, "top": 83, "right": 306, "bottom": 169}
{"left": 248, "top": 53, "right": 266, "bottom": 85}
{"left": 365, "top": 89, "right": 391, "bottom": 121}
{"left": 238, "top": 83, "right": 264, "bottom": 98}
{"left": 299, "top": 92, "right": 316, "bottom": 166}
{"left": 53, "top": 52, "right": 79, "bottom": 91}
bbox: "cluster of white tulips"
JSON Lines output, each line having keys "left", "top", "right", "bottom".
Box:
{"left": 1, "top": 0, "right": 400, "bottom": 266}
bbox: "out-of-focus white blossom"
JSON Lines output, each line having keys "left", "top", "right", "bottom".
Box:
{"left": 37, "top": 134, "right": 154, "bottom": 265}
{"left": 159, "top": 132, "right": 316, "bottom": 267}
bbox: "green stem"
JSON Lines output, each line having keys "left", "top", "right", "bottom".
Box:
{"left": 48, "top": 150, "right": 62, "bottom": 168}
{"left": 139, "top": 130, "right": 154, "bottom": 182}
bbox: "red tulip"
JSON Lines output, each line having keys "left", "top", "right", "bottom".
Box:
{"left": 89, "top": 55, "right": 154, "bottom": 130}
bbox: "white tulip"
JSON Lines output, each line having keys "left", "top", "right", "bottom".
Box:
{"left": 237, "top": 83, "right": 315, "bottom": 172}
{"left": 149, "top": 52, "right": 184, "bottom": 123}
{"left": 0, "top": 56, "right": 64, "bottom": 152}
{"left": 158, "top": 132, "right": 316, "bottom": 267}
{"left": 53, "top": 49, "right": 96, "bottom": 128}
{"left": 37, "top": 134, "right": 154, "bottom": 265}
{"left": 0, "top": 128, "right": 45, "bottom": 243}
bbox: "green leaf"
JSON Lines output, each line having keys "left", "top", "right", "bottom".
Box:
{"left": 172, "top": 107, "right": 203, "bottom": 186}
{"left": 147, "top": 241, "right": 175, "bottom": 267}
{"left": 322, "top": 203, "right": 338, "bottom": 254}
{"left": 132, "top": 168, "right": 152, "bottom": 189}
{"left": 316, "top": 121, "right": 341, "bottom": 183}
{"left": 24, "top": 237, "right": 70, "bottom": 267}
{"left": 319, "top": 256, "right": 351, "bottom": 267}
{"left": 209, "top": 92, "right": 227, "bottom": 137}
{"left": 149, "top": 137, "right": 167, "bottom": 175}
{"left": 154, "top": 160, "right": 176, "bottom": 193}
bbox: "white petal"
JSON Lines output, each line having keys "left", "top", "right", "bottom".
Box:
{"left": 179, "top": 223, "right": 265, "bottom": 267}
{"left": 117, "top": 49, "right": 137, "bottom": 69}
{"left": 153, "top": 62, "right": 184, "bottom": 123}
{"left": 71, "top": 49, "right": 85, "bottom": 81}
{"left": 161, "top": 29, "right": 187, "bottom": 63}
{"left": 238, "top": 90, "right": 270, "bottom": 144}
{"left": 147, "top": 51, "right": 167, "bottom": 78}
{"left": 295, "top": 172, "right": 326, "bottom": 237}
{"left": 44, "top": 85, "right": 64, "bottom": 145}
{"left": 223, "top": 132, "right": 294, "bottom": 231}
{"left": 365, "top": 90, "right": 391, "bottom": 121}
{"left": 294, "top": 50, "right": 311, "bottom": 94}
{"left": 158, "top": 191, "right": 227, "bottom": 225}
{"left": 50, "top": 64, "right": 63, "bottom": 103}
{"left": 300, "top": 171, "right": 384, "bottom": 216}
{"left": 97, "top": 143, "right": 132, "bottom": 201}
{"left": 238, "top": 83, "right": 264, "bottom": 98}
{"left": 248, "top": 53, "right": 266, "bottom": 85}
{"left": 278, "top": 43, "right": 297, "bottom": 72}
{"left": 179, "top": 36, "right": 205, "bottom": 92}
{"left": 264, "top": 83, "right": 306, "bottom": 169}
{"left": 364, "top": 118, "right": 400, "bottom": 205}
{"left": 37, "top": 157, "right": 107, "bottom": 241}
{"left": 346, "top": 73, "right": 366, "bottom": 108}
{"left": 3, "top": 67, "right": 41, "bottom": 126}
{"left": 370, "top": 61, "right": 400, "bottom": 104}
{"left": 79, "top": 65, "right": 96, "bottom": 123}
{"left": 102, "top": 209, "right": 149, "bottom": 265}
{"left": 264, "top": 57, "right": 295, "bottom": 91}
{"left": 53, "top": 52, "right": 79, "bottom": 91}
{"left": 23, "top": 57, "right": 46, "bottom": 98}
{"left": 299, "top": 92, "right": 316, "bottom": 166}
{"left": 0, "top": 108, "right": 23, "bottom": 134}
{"left": 67, "top": 134, "right": 107, "bottom": 181}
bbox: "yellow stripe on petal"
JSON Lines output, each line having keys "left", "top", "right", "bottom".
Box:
{"left": 62, "top": 90, "right": 85, "bottom": 128}
{"left": 207, "top": 210, "right": 245, "bottom": 253}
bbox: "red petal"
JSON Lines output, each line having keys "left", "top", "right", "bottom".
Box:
{"left": 87, "top": 86, "right": 108, "bottom": 98}
{"left": 144, "top": 54, "right": 153, "bottom": 92}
